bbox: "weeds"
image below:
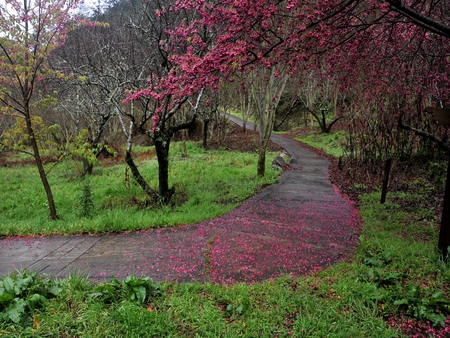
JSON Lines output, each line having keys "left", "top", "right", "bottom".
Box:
{"left": 88, "top": 275, "right": 161, "bottom": 305}
{"left": 358, "top": 250, "right": 450, "bottom": 328}
{"left": 0, "top": 271, "right": 61, "bottom": 326}
{"left": 76, "top": 178, "right": 95, "bottom": 218}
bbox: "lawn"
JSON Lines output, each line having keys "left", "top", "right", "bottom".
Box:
{"left": 0, "top": 141, "right": 279, "bottom": 236}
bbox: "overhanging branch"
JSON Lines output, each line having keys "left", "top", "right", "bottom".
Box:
{"left": 384, "top": 0, "right": 450, "bottom": 38}
{"left": 398, "top": 115, "right": 450, "bottom": 154}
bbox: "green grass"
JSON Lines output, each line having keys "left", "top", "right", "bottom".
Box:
{"left": 1, "top": 186, "right": 449, "bottom": 337}
{"left": 227, "top": 109, "right": 257, "bottom": 124}
{"left": 0, "top": 141, "right": 279, "bottom": 236}
{"left": 295, "top": 129, "right": 347, "bottom": 158}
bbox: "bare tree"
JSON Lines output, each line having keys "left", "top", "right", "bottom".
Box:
{"left": 298, "top": 70, "right": 343, "bottom": 133}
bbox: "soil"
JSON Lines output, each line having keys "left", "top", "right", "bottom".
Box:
{"left": 206, "top": 122, "right": 285, "bottom": 153}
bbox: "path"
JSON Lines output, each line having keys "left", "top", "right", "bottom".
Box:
{"left": 0, "top": 118, "right": 360, "bottom": 283}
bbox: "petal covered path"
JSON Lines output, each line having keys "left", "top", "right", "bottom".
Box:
{"left": 0, "top": 118, "right": 360, "bottom": 283}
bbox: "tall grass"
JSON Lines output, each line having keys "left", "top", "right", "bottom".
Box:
{"left": 0, "top": 142, "right": 279, "bottom": 236}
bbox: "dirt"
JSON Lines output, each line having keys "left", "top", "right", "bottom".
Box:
{"left": 206, "top": 123, "right": 285, "bottom": 153}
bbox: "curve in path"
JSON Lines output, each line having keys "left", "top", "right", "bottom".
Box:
{"left": 0, "top": 119, "right": 360, "bottom": 283}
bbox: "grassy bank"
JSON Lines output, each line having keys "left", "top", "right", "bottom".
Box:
{"left": 295, "top": 128, "right": 347, "bottom": 158}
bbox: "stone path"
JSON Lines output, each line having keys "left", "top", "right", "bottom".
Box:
{"left": 0, "top": 117, "right": 360, "bottom": 283}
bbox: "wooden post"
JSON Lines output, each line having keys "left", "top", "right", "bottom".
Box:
{"left": 380, "top": 158, "right": 391, "bottom": 204}
{"left": 425, "top": 107, "right": 450, "bottom": 259}
{"left": 438, "top": 158, "right": 450, "bottom": 259}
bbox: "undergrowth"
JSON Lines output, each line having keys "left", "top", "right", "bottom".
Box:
{"left": 295, "top": 129, "right": 347, "bottom": 158}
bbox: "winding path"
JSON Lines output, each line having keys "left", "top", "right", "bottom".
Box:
{"left": 0, "top": 118, "right": 360, "bottom": 283}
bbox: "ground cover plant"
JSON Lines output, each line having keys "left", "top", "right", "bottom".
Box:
{"left": 0, "top": 140, "right": 280, "bottom": 236}
{"left": 1, "top": 125, "right": 450, "bottom": 337}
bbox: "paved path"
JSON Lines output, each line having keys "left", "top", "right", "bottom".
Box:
{"left": 0, "top": 118, "right": 360, "bottom": 283}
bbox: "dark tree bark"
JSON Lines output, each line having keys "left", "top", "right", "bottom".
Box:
{"left": 308, "top": 108, "right": 342, "bottom": 133}
{"left": 154, "top": 137, "right": 174, "bottom": 203}
{"left": 202, "top": 119, "right": 209, "bottom": 148}
{"left": 257, "top": 146, "right": 266, "bottom": 177}
{"left": 25, "top": 110, "right": 58, "bottom": 220}
{"left": 125, "top": 149, "right": 156, "bottom": 198}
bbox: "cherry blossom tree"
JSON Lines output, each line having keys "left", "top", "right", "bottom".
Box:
{"left": 123, "top": 0, "right": 215, "bottom": 203}
{"left": 164, "top": 0, "right": 450, "bottom": 258}
{"left": 0, "top": 0, "right": 80, "bottom": 220}
{"left": 171, "top": 1, "right": 447, "bottom": 130}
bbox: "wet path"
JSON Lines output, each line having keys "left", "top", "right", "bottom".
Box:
{"left": 1, "top": 118, "right": 360, "bottom": 283}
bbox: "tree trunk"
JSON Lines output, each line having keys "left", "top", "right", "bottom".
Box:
{"left": 181, "top": 130, "right": 188, "bottom": 158}
{"left": 83, "top": 114, "right": 110, "bottom": 176}
{"left": 155, "top": 137, "right": 174, "bottom": 203}
{"left": 202, "top": 119, "right": 209, "bottom": 148}
{"left": 124, "top": 126, "right": 155, "bottom": 198}
{"left": 438, "top": 157, "right": 450, "bottom": 259}
{"left": 125, "top": 151, "right": 155, "bottom": 197}
{"left": 251, "top": 67, "right": 288, "bottom": 177}
{"left": 257, "top": 122, "right": 273, "bottom": 177}
{"left": 257, "top": 110, "right": 275, "bottom": 177}
{"left": 119, "top": 110, "right": 156, "bottom": 200}
{"left": 25, "top": 114, "right": 58, "bottom": 220}
{"left": 257, "top": 146, "right": 266, "bottom": 176}
{"left": 83, "top": 158, "right": 93, "bottom": 176}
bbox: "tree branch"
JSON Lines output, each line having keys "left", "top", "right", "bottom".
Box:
{"left": 398, "top": 115, "right": 450, "bottom": 153}
{"left": 384, "top": 0, "right": 450, "bottom": 38}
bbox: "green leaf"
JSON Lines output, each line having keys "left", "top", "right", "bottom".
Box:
{"left": 48, "top": 284, "right": 62, "bottom": 296}
{"left": 5, "top": 298, "right": 26, "bottom": 324}
{"left": 0, "top": 292, "right": 14, "bottom": 304}
{"left": 27, "top": 293, "right": 47, "bottom": 309}
{"left": 431, "top": 290, "right": 445, "bottom": 300}
{"left": 393, "top": 299, "right": 409, "bottom": 306}
{"left": 14, "top": 275, "right": 33, "bottom": 294}
{"left": 2, "top": 277, "right": 15, "bottom": 295}
{"left": 133, "top": 286, "right": 146, "bottom": 304}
